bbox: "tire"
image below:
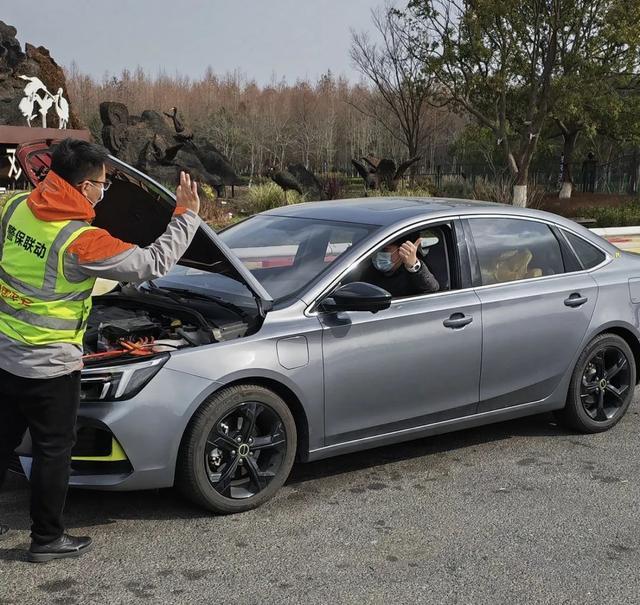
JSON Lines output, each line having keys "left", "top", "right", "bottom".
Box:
{"left": 558, "top": 333, "right": 636, "bottom": 433}
{"left": 176, "top": 384, "right": 297, "bottom": 514}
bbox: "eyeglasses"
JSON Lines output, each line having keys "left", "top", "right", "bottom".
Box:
{"left": 83, "top": 178, "right": 112, "bottom": 191}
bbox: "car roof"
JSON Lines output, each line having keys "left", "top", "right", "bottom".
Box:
{"left": 261, "top": 196, "right": 569, "bottom": 228}
{"left": 260, "top": 196, "right": 617, "bottom": 253}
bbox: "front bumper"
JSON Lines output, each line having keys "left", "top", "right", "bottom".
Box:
{"left": 13, "top": 367, "right": 217, "bottom": 490}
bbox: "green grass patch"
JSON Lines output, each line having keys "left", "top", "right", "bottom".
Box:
{"left": 575, "top": 202, "right": 640, "bottom": 227}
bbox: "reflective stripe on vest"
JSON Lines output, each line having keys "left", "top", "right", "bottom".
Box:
{"left": 0, "top": 194, "right": 97, "bottom": 346}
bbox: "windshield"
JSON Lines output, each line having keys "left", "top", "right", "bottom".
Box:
{"left": 216, "top": 214, "right": 378, "bottom": 300}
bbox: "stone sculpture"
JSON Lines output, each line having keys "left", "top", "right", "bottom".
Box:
{"left": 100, "top": 101, "right": 243, "bottom": 197}
{"left": 352, "top": 154, "right": 422, "bottom": 192}
{"left": 265, "top": 163, "right": 324, "bottom": 201}
{"left": 0, "top": 21, "right": 79, "bottom": 129}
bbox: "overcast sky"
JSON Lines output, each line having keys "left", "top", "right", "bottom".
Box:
{"left": 3, "top": 0, "right": 382, "bottom": 84}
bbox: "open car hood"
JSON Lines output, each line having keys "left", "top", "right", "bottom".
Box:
{"left": 16, "top": 140, "right": 273, "bottom": 314}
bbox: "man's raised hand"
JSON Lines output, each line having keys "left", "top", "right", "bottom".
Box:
{"left": 176, "top": 171, "right": 200, "bottom": 214}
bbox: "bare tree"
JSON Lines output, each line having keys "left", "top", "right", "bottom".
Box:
{"left": 65, "top": 57, "right": 460, "bottom": 175}
{"left": 350, "top": 4, "right": 433, "bottom": 160}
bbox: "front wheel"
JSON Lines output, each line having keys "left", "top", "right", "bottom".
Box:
{"left": 176, "top": 384, "right": 297, "bottom": 514}
{"left": 558, "top": 334, "right": 636, "bottom": 433}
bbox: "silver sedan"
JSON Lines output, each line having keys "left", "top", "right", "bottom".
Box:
{"left": 12, "top": 146, "right": 640, "bottom": 513}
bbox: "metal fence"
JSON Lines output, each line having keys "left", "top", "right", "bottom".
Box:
{"left": 332, "top": 152, "right": 640, "bottom": 195}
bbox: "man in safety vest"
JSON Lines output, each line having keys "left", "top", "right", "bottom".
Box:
{"left": 0, "top": 138, "right": 200, "bottom": 562}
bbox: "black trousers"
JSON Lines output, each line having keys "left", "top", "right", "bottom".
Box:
{"left": 0, "top": 367, "right": 80, "bottom": 544}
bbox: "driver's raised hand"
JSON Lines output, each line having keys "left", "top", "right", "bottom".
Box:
{"left": 176, "top": 171, "right": 200, "bottom": 214}
{"left": 398, "top": 238, "right": 421, "bottom": 269}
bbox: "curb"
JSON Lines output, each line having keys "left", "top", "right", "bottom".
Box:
{"left": 591, "top": 226, "right": 640, "bottom": 236}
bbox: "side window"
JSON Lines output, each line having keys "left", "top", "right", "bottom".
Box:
{"left": 562, "top": 230, "right": 606, "bottom": 270}
{"left": 468, "top": 218, "right": 564, "bottom": 286}
{"left": 349, "top": 223, "right": 455, "bottom": 298}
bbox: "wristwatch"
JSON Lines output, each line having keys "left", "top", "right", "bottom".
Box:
{"left": 406, "top": 260, "right": 421, "bottom": 273}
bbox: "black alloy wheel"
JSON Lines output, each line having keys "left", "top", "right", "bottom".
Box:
{"left": 560, "top": 334, "right": 636, "bottom": 433}
{"left": 580, "top": 347, "right": 631, "bottom": 422}
{"left": 177, "top": 384, "right": 297, "bottom": 514}
{"left": 204, "top": 402, "right": 287, "bottom": 499}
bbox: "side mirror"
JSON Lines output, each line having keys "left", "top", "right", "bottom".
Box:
{"left": 320, "top": 282, "right": 392, "bottom": 313}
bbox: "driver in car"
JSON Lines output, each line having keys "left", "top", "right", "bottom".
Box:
{"left": 361, "top": 237, "right": 439, "bottom": 297}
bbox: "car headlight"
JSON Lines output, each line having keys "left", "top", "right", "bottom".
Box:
{"left": 81, "top": 354, "right": 169, "bottom": 402}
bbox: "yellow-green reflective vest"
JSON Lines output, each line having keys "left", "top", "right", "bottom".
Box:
{"left": 0, "top": 193, "right": 97, "bottom": 347}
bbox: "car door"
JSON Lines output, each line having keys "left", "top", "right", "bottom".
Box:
{"left": 318, "top": 220, "right": 483, "bottom": 446}
{"left": 465, "top": 216, "right": 599, "bottom": 412}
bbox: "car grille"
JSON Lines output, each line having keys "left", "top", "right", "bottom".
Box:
{"left": 72, "top": 426, "right": 113, "bottom": 457}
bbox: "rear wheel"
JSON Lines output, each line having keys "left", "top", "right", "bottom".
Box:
{"left": 176, "top": 384, "right": 296, "bottom": 514}
{"left": 558, "top": 334, "right": 636, "bottom": 433}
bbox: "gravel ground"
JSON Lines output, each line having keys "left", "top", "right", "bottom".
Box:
{"left": 1, "top": 396, "right": 640, "bottom": 605}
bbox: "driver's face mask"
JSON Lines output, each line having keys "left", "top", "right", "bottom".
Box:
{"left": 372, "top": 251, "right": 394, "bottom": 273}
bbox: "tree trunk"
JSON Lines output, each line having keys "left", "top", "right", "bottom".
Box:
{"left": 559, "top": 130, "right": 579, "bottom": 199}
{"left": 511, "top": 159, "right": 529, "bottom": 207}
{"left": 512, "top": 184, "right": 527, "bottom": 207}
{"left": 559, "top": 181, "right": 572, "bottom": 198}
{"left": 628, "top": 147, "right": 640, "bottom": 195}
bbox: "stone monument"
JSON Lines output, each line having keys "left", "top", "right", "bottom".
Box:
{"left": 0, "top": 21, "right": 89, "bottom": 189}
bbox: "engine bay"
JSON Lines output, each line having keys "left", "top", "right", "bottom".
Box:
{"left": 83, "top": 285, "right": 256, "bottom": 367}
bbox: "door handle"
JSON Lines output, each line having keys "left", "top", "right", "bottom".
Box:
{"left": 564, "top": 293, "right": 588, "bottom": 307}
{"left": 443, "top": 313, "right": 473, "bottom": 329}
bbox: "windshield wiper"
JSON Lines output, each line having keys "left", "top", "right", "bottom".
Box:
{"left": 142, "top": 284, "right": 250, "bottom": 320}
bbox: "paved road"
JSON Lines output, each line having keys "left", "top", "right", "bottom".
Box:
{"left": 604, "top": 233, "right": 640, "bottom": 254}
{"left": 1, "top": 396, "right": 640, "bottom": 605}
{"left": 1, "top": 233, "right": 639, "bottom": 605}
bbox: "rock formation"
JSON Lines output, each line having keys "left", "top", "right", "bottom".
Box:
{"left": 0, "top": 21, "right": 80, "bottom": 129}
{"left": 100, "top": 101, "right": 244, "bottom": 196}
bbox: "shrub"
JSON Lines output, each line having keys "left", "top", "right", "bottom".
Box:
{"left": 198, "top": 200, "right": 232, "bottom": 228}
{"left": 472, "top": 176, "right": 512, "bottom": 204}
{"left": 247, "top": 182, "right": 306, "bottom": 213}
{"left": 321, "top": 173, "right": 348, "bottom": 200}
{"left": 434, "top": 175, "right": 474, "bottom": 199}
{"left": 434, "top": 175, "right": 544, "bottom": 208}
{"left": 575, "top": 202, "right": 640, "bottom": 228}
{"left": 368, "top": 185, "right": 433, "bottom": 198}
{"left": 199, "top": 183, "right": 218, "bottom": 201}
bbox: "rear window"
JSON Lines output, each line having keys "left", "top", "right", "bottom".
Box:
{"left": 563, "top": 231, "right": 606, "bottom": 269}
{"left": 469, "top": 218, "right": 565, "bottom": 285}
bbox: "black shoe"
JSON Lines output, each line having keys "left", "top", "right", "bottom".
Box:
{"left": 28, "top": 534, "right": 92, "bottom": 563}
{"left": 0, "top": 524, "right": 8, "bottom": 538}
